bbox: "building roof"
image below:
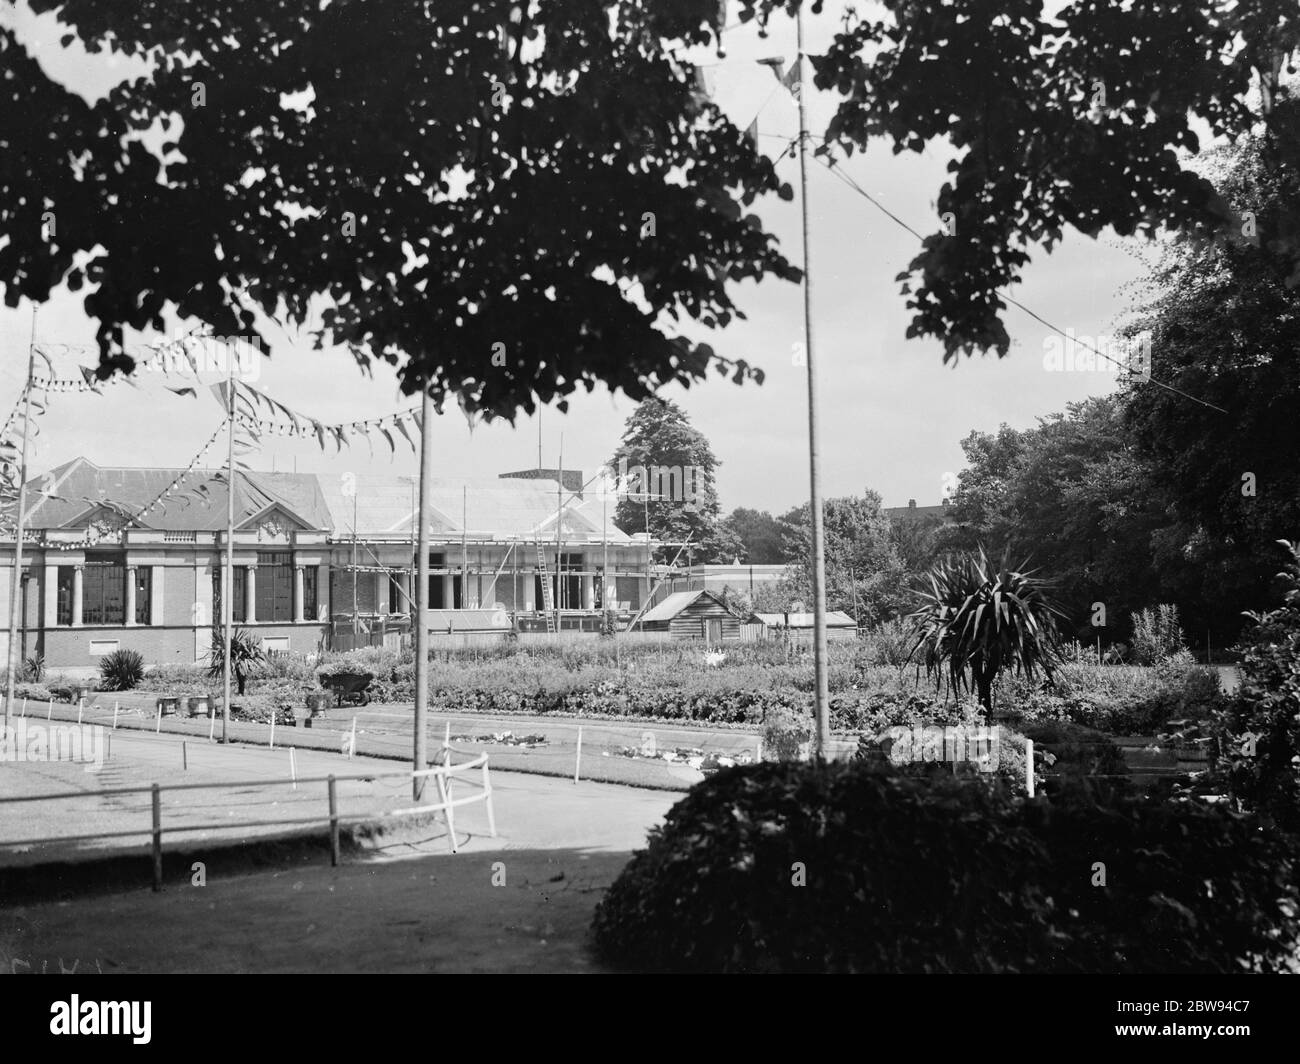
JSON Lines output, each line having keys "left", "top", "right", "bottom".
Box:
{"left": 11, "top": 459, "right": 636, "bottom": 544}
{"left": 752, "top": 611, "right": 858, "bottom": 628}
{"left": 641, "top": 588, "right": 727, "bottom": 623}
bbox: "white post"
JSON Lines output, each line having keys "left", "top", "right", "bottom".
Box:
{"left": 20, "top": 697, "right": 26, "bottom": 718}
{"left": 269, "top": 708, "right": 276, "bottom": 750}
{"left": 349, "top": 716, "right": 357, "bottom": 760}
{"left": 574, "top": 726, "right": 583, "bottom": 784}
{"left": 1026, "top": 739, "right": 1035, "bottom": 798}
{"left": 757, "top": 738, "right": 763, "bottom": 763}
{"left": 443, "top": 721, "right": 450, "bottom": 753}
{"left": 113, "top": 701, "right": 119, "bottom": 730}
{"left": 290, "top": 746, "right": 297, "bottom": 790}
{"left": 155, "top": 700, "right": 162, "bottom": 734}
{"left": 46, "top": 698, "right": 51, "bottom": 721}
{"left": 208, "top": 705, "right": 216, "bottom": 743}
{"left": 77, "top": 697, "right": 83, "bottom": 725}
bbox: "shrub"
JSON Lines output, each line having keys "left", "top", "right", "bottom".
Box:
{"left": 21, "top": 654, "right": 44, "bottom": 683}
{"left": 1212, "top": 540, "right": 1300, "bottom": 833}
{"left": 592, "top": 762, "right": 1299, "bottom": 973}
{"left": 99, "top": 649, "right": 145, "bottom": 691}
{"left": 761, "top": 704, "right": 812, "bottom": 761}
{"left": 855, "top": 618, "right": 913, "bottom": 667}
{"left": 1017, "top": 720, "right": 1127, "bottom": 781}
{"left": 1130, "top": 603, "right": 1186, "bottom": 665}
{"left": 206, "top": 628, "right": 264, "bottom": 695}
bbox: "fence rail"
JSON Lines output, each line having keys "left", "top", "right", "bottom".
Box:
{"left": 0, "top": 749, "right": 496, "bottom": 890}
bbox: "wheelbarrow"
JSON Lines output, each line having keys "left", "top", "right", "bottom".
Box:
{"left": 321, "top": 672, "right": 373, "bottom": 707}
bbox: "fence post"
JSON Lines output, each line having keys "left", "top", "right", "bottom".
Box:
{"left": 482, "top": 759, "right": 497, "bottom": 838}
{"left": 151, "top": 784, "right": 163, "bottom": 892}
{"left": 182, "top": 741, "right": 188, "bottom": 772}
{"left": 77, "top": 697, "right": 83, "bottom": 725}
{"left": 20, "top": 696, "right": 26, "bottom": 718}
{"left": 328, "top": 775, "right": 340, "bottom": 867}
{"left": 269, "top": 709, "right": 276, "bottom": 750}
{"left": 1025, "top": 739, "right": 1035, "bottom": 798}
{"left": 208, "top": 704, "right": 215, "bottom": 743}
{"left": 574, "top": 726, "right": 582, "bottom": 784}
{"left": 155, "top": 700, "right": 162, "bottom": 734}
{"left": 46, "top": 698, "right": 52, "bottom": 721}
{"left": 290, "top": 747, "right": 297, "bottom": 790}
{"left": 113, "top": 701, "right": 119, "bottom": 730}
{"left": 348, "top": 716, "right": 357, "bottom": 760}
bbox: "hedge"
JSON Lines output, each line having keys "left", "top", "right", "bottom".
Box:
{"left": 591, "top": 761, "right": 1299, "bottom": 973}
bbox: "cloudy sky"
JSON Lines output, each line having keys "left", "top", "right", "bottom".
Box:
{"left": 0, "top": 3, "right": 1156, "bottom": 516}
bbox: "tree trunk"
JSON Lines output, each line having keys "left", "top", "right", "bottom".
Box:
{"left": 975, "top": 670, "right": 993, "bottom": 722}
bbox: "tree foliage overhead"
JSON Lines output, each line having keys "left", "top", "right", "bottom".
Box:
{"left": 741, "top": 0, "right": 1300, "bottom": 361}
{"left": 1121, "top": 97, "right": 1300, "bottom": 565}
{"left": 0, "top": 0, "right": 797, "bottom": 417}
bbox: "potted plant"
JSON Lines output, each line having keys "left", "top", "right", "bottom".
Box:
{"left": 187, "top": 695, "right": 212, "bottom": 718}
{"left": 291, "top": 701, "right": 312, "bottom": 727}
{"left": 306, "top": 689, "right": 333, "bottom": 715}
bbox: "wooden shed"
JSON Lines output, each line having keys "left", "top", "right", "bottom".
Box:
{"left": 639, "top": 589, "right": 742, "bottom": 642}
{"left": 750, "top": 610, "right": 860, "bottom": 642}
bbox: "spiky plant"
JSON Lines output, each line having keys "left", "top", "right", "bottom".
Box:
{"left": 906, "top": 548, "right": 1065, "bottom": 719}
{"left": 99, "top": 649, "right": 145, "bottom": 691}
{"left": 207, "top": 627, "right": 265, "bottom": 696}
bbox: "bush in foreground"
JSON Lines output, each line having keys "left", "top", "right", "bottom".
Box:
{"left": 591, "top": 762, "right": 1298, "bottom": 973}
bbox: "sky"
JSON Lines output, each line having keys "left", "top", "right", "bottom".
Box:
{"left": 0, "top": 2, "right": 1157, "bottom": 517}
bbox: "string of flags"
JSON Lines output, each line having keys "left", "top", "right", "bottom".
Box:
{"left": 216, "top": 379, "right": 422, "bottom": 461}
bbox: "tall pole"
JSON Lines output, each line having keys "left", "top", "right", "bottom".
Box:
{"left": 221, "top": 367, "right": 235, "bottom": 742}
{"left": 556, "top": 439, "right": 564, "bottom": 626}
{"left": 413, "top": 391, "right": 434, "bottom": 800}
{"left": 4, "top": 309, "right": 37, "bottom": 728}
{"left": 797, "top": 7, "right": 830, "bottom": 758}
{"left": 351, "top": 492, "right": 359, "bottom": 636}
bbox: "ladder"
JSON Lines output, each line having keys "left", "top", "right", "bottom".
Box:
{"left": 535, "top": 539, "right": 557, "bottom": 633}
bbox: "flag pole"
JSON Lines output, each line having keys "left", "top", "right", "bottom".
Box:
{"left": 413, "top": 390, "right": 434, "bottom": 800}
{"left": 4, "top": 308, "right": 37, "bottom": 729}
{"left": 221, "top": 363, "right": 235, "bottom": 743}
{"left": 796, "top": 7, "right": 830, "bottom": 758}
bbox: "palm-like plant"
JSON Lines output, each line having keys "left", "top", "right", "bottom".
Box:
{"left": 207, "top": 627, "right": 265, "bottom": 696}
{"left": 906, "top": 548, "right": 1065, "bottom": 719}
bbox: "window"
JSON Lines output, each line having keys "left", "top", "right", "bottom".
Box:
{"left": 213, "top": 566, "right": 246, "bottom": 625}
{"left": 82, "top": 557, "right": 126, "bottom": 626}
{"left": 303, "top": 566, "right": 318, "bottom": 620}
{"left": 57, "top": 567, "right": 73, "bottom": 626}
{"left": 389, "top": 574, "right": 406, "bottom": 615}
{"left": 256, "top": 552, "right": 294, "bottom": 622}
{"left": 134, "top": 567, "right": 152, "bottom": 625}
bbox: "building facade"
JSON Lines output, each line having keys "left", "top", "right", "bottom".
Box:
{"left": 0, "top": 459, "right": 655, "bottom": 671}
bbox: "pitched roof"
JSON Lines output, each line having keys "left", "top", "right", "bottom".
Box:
{"left": 752, "top": 611, "right": 857, "bottom": 628}
{"left": 12, "top": 459, "right": 635, "bottom": 542}
{"left": 641, "top": 588, "right": 727, "bottom": 623}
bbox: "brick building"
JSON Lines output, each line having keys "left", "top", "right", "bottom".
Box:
{"left": 0, "top": 459, "right": 653, "bottom": 671}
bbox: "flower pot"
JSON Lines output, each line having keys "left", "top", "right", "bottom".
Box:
{"left": 188, "top": 696, "right": 212, "bottom": 718}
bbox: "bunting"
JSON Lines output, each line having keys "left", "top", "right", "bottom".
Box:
{"left": 220, "top": 379, "right": 422, "bottom": 457}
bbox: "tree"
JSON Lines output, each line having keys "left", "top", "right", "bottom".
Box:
{"left": 609, "top": 398, "right": 740, "bottom": 564}
{"left": 1121, "top": 95, "right": 1300, "bottom": 637}
{"left": 0, "top": 2, "right": 797, "bottom": 413}
{"left": 781, "top": 490, "right": 908, "bottom": 622}
{"left": 937, "top": 398, "right": 1205, "bottom": 644}
{"left": 723, "top": 507, "right": 787, "bottom": 563}
{"left": 1213, "top": 540, "right": 1300, "bottom": 834}
{"left": 746, "top": 0, "right": 1300, "bottom": 362}
{"left": 907, "top": 548, "right": 1066, "bottom": 720}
